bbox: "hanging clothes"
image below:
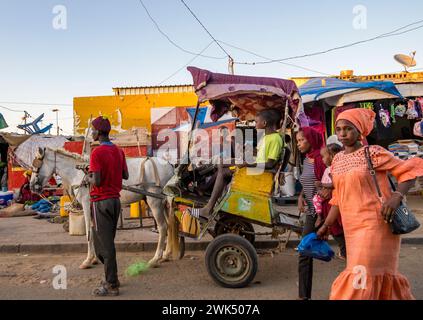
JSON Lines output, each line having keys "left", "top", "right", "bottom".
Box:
{"left": 390, "top": 103, "right": 396, "bottom": 124}
{"left": 359, "top": 102, "right": 374, "bottom": 110}
{"left": 395, "top": 103, "right": 407, "bottom": 117}
{"left": 417, "top": 97, "right": 423, "bottom": 115}
{"left": 407, "top": 100, "right": 419, "bottom": 119}
{"left": 378, "top": 108, "right": 391, "bottom": 128}
{"left": 374, "top": 103, "right": 394, "bottom": 140}
{"left": 415, "top": 100, "right": 423, "bottom": 119}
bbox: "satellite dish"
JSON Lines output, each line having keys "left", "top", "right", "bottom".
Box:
{"left": 394, "top": 52, "right": 417, "bottom": 72}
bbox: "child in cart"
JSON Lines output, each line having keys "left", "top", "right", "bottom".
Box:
{"left": 313, "top": 143, "right": 347, "bottom": 260}
{"left": 187, "top": 109, "right": 283, "bottom": 222}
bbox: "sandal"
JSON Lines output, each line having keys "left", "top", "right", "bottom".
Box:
{"left": 336, "top": 251, "right": 346, "bottom": 261}
{"left": 101, "top": 280, "right": 120, "bottom": 288}
{"left": 186, "top": 208, "right": 209, "bottom": 223}
{"left": 92, "top": 283, "right": 119, "bottom": 297}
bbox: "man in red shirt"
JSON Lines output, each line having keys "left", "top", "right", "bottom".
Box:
{"left": 85, "top": 116, "right": 128, "bottom": 297}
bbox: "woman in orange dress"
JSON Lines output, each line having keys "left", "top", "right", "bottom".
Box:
{"left": 317, "top": 108, "right": 423, "bottom": 300}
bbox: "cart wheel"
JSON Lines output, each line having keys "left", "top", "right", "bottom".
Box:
{"left": 205, "top": 234, "right": 258, "bottom": 288}
{"left": 179, "top": 235, "right": 185, "bottom": 259}
{"left": 214, "top": 216, "right": 255, "bottom": 245}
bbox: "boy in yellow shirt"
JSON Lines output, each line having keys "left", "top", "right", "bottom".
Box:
{"left": 189, "top": 109, "right": 283, "bottom": 221}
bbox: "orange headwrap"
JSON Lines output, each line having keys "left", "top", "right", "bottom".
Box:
{"left": 336, "top": 109, "right": 376, "bottom": 137}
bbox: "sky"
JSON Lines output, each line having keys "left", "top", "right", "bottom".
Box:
{"left": 1, "top": 0, "right": 423, "bottom": 134}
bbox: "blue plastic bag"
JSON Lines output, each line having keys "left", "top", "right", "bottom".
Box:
{"left": 297, "top": 232, "right": 335, "bottom": 262}
{"left": 31, "top": 199, "right": 50, "bottom": 210}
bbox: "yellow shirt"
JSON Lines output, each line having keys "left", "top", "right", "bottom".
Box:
{"left": 256, "top": 132, "right": 283, "bottom": 164}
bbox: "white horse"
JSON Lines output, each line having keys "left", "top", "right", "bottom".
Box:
{"left": 29, "top": 147, "right": 176, "bottom": 269}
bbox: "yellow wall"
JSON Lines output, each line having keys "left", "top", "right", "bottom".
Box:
{"left": 73, "top": 92, "right": 201, "bottom": 135}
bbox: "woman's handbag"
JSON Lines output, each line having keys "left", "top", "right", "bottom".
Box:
{"left": 364, "top": 147, "right": 420, "bottom": 235}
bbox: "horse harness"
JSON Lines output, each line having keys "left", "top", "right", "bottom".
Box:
{"left": 32, "top": 148, "right": 87, "bottom": 209}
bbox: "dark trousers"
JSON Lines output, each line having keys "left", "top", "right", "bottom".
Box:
{"left": 333, "top": 233, "right": 347, "bottom": 259}
{"left": 91, "top": 198, "right": 121, "bottom": 288}
{"left": 298, "top": 214, "right": 317, "bottom": 299}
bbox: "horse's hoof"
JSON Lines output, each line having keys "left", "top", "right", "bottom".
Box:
{"left": 148, "top": 260, "right": 160, "bottom": 268}
{"left": 79, "top": 261, "right": 92, "bottom": 270}
{"left": 161, "top": 255, "right": 171, "bottom": 262}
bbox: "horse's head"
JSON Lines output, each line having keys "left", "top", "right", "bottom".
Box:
{"left": 30, "top": 147, "right": 56, "bottom": 194}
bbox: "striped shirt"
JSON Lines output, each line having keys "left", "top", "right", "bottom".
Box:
{"left": 299, "top": 158, "right": 317, "bottom": 216}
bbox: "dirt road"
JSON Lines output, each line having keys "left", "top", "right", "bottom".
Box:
{"left": 1, "top": 244, "right": 422, "bottom": 300}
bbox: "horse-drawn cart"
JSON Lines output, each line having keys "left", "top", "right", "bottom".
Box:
{"left": 126, "top": 67, "right": 305, "bottom": 288}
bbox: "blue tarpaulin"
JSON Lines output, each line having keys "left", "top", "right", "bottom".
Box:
{"left": 299, "top": 77, "right": 402, "bottom": 102}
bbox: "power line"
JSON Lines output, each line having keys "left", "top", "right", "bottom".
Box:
{"left": 380, "top": 24, "right": 423, "bottom": 38}
{"left": 218, "top": 40, "right": 332, "bottom": 76}
{"left": 179, "top": 0, "right": 232, "bottom": 59}
{"left": 236, "top": 19, "right": 423, "bottom": 65}
{"left": 138, "top": 0, "right": 226, "bottom": 60}
{"left": 378, "top": 19, "right": 423, "bottom": 38}
{"left": 0, "top": 105, "right": 27, "bottom": 113}
{"left": 158, "top": 41, "right": 215, "bottom": 85}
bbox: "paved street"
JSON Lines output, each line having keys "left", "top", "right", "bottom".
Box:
{"left": 1, "top": 245, "right": 422, "bottom": 300}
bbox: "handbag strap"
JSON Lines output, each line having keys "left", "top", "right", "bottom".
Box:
{"left": 364, "top": 146, "right": 384, "bottom": 203}
{"left": 387, "top": 174, "right": 398, "bottom": 192}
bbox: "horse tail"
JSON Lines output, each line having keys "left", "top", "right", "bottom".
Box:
{"left": 166, "top": 196, "right": 180, "bottom": 260}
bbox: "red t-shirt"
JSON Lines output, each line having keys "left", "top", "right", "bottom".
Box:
{"left": 89, "top": 143, "right": 128, "bottom": 202}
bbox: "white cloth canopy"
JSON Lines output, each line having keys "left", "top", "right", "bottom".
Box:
{"left": 14, "top": 135, "right": 68, "bottom": 168}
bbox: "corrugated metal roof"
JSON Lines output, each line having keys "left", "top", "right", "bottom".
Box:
{"left": 113, "top": 85, "right": 194, "bottom": 96}
{"left": 292, "top": 71, "right": 423, "bottom": 85}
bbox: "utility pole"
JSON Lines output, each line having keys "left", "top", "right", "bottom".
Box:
{"left": 228, "top": 56, "right": 234, "bottom": 75}
{"left": 52, "top": 109, "right": 59, "bottom": 136}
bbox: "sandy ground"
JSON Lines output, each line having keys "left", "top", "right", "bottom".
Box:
{"left": 1, "top": 244, "right": 422, "bottom": 300}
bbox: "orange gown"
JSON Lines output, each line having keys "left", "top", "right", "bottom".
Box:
{"left": 329, "top": 145, "right": 423, "bottom": 300}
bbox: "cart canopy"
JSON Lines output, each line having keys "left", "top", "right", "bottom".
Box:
{"left": 188, "top": 67, "right": 301, "bottom": 122}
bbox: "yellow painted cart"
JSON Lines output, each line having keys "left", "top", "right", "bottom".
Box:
{"left": 164, "top": 67, "right": 304, "bottom": 288}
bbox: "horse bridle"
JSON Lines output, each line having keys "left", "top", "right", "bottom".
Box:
{"left": 32, "top": 148, "right": 58, "bottom": 194}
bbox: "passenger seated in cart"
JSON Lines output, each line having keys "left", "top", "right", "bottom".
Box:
{"left": 188, "top": 109, "right": 283, "bottom": 222}
{"left": 196, "top": 126, "right": 238, "bottom": 196}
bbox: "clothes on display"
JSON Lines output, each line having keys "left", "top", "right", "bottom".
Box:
{"left": 407, "top": 100, "right": 419, "bottom": 119}
{"left": 378, "top": 108, "right": 391, "bottom": 128}
{"left": 417, "top": 97, "right": 423, "bottom": 112}
{"left": 415, "top": 100, "right": 423, "bottom": 118}
{"left": 395, "top": 104, "right": 407, "bottom": 117}
{"left": 388, "top": 139, "right": 423, "bottom": 159}
{"left": 389, "top": 103, "right": 395, "bottom": 123}
{"left": 414, "top": 121, "right": 423, "bottom": 138}
{"left": 372, "top": 103, "right": 393, "bottom": 140}
{"left": 359, "top": 102, "right": 374, "bottom": 110}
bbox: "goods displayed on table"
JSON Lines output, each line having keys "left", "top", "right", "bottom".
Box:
{"left": 388, "top": 139, "right": 423, "bottom": 159}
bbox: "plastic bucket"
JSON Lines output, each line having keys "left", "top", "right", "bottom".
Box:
{"left": 281, "top": 172, "right": 296, "bottom": 197}
{"left": 69, "top": 211, "right": 86, "bottom": 236}
{"left": 60, "top": 196, "right": 72, "bottom": 217}
{"left": 130, "top": 202, "right": 141, "bottom": 218}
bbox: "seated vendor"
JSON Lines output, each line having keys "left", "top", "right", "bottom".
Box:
{"left": 188, "top": 109, "right": 283, "bottom": 221}
{"left": 16, "top": 170, "right": 41, "bottom": 204}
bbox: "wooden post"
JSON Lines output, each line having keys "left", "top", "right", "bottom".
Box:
{"left": 82, "top": 115, "right": 93, "bottom": 156}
